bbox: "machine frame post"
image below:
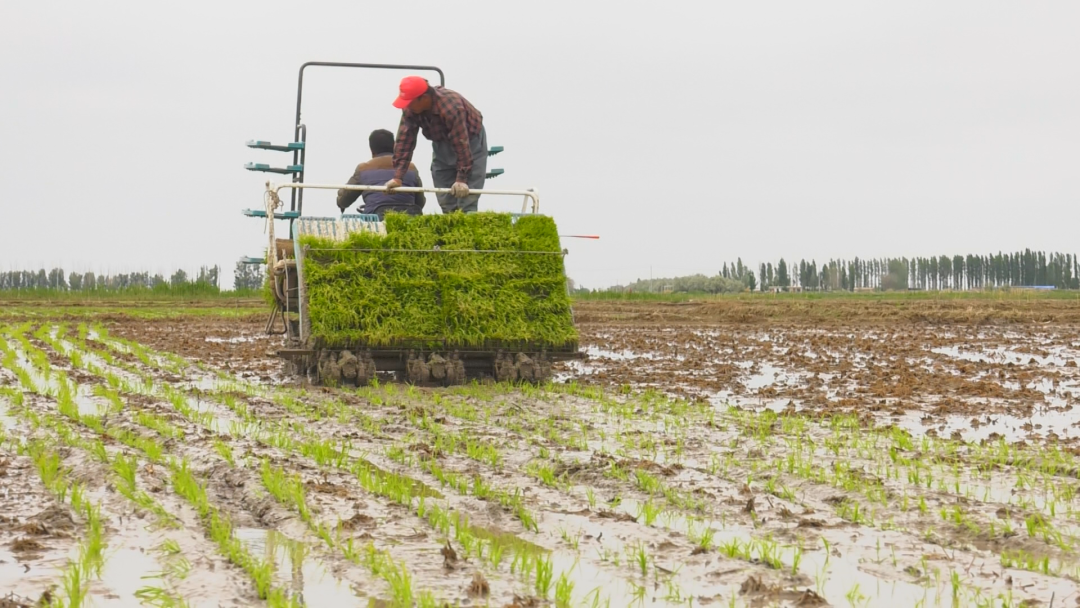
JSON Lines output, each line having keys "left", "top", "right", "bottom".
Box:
{"left": 290, "top": 62, "right": 447, "bottom": 226}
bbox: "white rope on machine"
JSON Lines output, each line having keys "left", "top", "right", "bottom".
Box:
{"left": 264, "top": 181, "right": 284, "bottom": 268}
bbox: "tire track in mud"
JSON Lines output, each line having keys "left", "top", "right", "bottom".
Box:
{"left": 571, "top": 323, "right": 1080, "bottom": 448}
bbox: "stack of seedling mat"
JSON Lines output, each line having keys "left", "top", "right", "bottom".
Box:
{"left": 294, "top": 212, "right": 579, "bottom": 384}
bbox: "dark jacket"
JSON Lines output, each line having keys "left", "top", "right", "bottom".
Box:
{"left": 336, "top": 153, "right": 425, "bottom": 216}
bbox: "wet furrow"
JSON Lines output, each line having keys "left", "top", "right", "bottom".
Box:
{"left": 2, "top": 327, "right": 309, "bottom": 606}
{"left": 49, "top": 319, "right": 1080, "bottom": 607}
{"left": 57, "top": 328, "right": 538, "bottom": 605}
{"left": 416, "top": 380, "right": 1075, "bottom": 604}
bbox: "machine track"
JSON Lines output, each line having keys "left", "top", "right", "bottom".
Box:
{"left": 282, "top": 347, "right": 568, "bottom": 386}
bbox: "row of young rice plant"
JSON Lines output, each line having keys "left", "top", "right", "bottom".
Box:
{"left": 554, "top": 383, "right": 1078, "bottom": 605}
{"left": 368, "top": 382, "right": 813, "bottom": 604}
{"left": 71, "top": 324, "right": 639, "bottom": 606}
{"left": 715, "top": 407, "right": 1080, "bottom": 556}
{"left": 36, "top": 325, "right": 426, "bottom": 604}
{"left": 1, "top": 384, "right": 194, "bottom": 607}
{"left": 372, "top": 376, "right": 1064, "bottom": 607}
{"left": 0, "top": 325, "right": 306, "bottom": 606}
{"left": 31, "top": 323, "right": 585, "bottom": 605}
{"left": 39, "top": 320, "right": 1071, "bottom": 606}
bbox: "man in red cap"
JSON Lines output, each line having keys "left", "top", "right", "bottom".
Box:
{"left": 384, "top": 76, "right": 487, "bottom": 214}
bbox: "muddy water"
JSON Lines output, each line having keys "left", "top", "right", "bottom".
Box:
{"left": 234, "top": 528, "right": 360, "bottom": 605}
{"left": 0, "top": 546, "right": 69, "bottom": 604}
{"left": 9, "top": 310, "right": 1080, "bottom": 606}
{"left": 564, "top": 325, "right": 1080, "bottom": 446}
{"left": 94, "top": 547, "right": 164, "bottom": 605}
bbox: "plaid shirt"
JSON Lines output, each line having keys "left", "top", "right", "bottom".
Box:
{"left": 393, "top": 86, "right": 483, "bottom": 183}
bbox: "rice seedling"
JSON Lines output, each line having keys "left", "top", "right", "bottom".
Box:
{"left": 632, "top": 542, "right": 650, "bottom": 577}
{"left": 135, "top": 411, "right": 185, "bottom": 440}
{"left": 23, "top": 439, "right": 109, "bottom": 607}
{"left": 752, "top": 537, "right": 785, "bottom": 570}
{"left": 59, "top": 561, "right": 89, "bottom": 608}
{"left": 133, "top": 585, "right": 192, "bottom": 608}
{"left": 212, "top": 439, "right": 235, "bottom": 466}
{"left": 111, "top": 452, "right": 139, "bottom": 490}
{"left": 528, "top": 461, "right": 559, "bottom": 488}
{"left": 559, "top": 527, "right": 581, "bottom": 550}
{"left": 298, "top": 213, "right": 578, "bottom": 354}
{"left": 844, "top": 582, "right": 869, "bottom": 607}
{"left": 109, "top": 427, "right": 165, "bottom": 463}
{"left": 260, "top": 460, "right": 312, "bottom": 523}
{"left": 534, "top": 554, "right": 555, "bottom": 597}
{"left": 584, "top": 586, "right": 612, "bottom": 608}
{"left": 791, "top": 543, "right": 804, "bottom": 575}
{"left": 662, "top": 578, "right": 687, "bottom": 603}
{"left": 637, "top": 498, "right": 662, "bottom": 526}
{"left": 634, "top": 469, "right": 663, "bottom": 495}
{"left": 554, "top": 571, "right": 575, "bottom": 607}
{"left": 91, "top": 384, "right": 125, "bottom": 414}
{"left": 32, "top": 445, "right": 65, "bottom": 491}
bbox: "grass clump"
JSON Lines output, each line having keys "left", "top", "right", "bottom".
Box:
{"left": 298, "top": 212, "right": 578, "bottom": 350}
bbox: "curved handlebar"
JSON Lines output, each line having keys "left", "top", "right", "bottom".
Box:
{"left": 270, "top": 182, "right": 540, "bottom": 214}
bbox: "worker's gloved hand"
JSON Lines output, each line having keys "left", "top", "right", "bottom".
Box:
{"left": 449, "top": 181, "right": 470, "bottom": 198}
{"left": 384, "top": 178, "right": 402, "bottom": 192}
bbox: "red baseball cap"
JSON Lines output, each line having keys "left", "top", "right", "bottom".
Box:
{"left": 393, "top": 76, "right": 429, "bottom": 109}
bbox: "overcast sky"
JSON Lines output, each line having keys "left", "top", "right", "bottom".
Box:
{"left": 2, "top": 2, "right": 1077, "bottom": 289}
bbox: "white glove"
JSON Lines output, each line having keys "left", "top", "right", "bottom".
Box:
{"left": 449, "top": 182, "right": 470, "bottom": 198}
{"left": 384, "top": 178, "right": 402, "bottom": 191}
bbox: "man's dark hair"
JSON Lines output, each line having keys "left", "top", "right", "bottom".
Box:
{"left": 369, "top": 129, "right": 395, "bottom": 155}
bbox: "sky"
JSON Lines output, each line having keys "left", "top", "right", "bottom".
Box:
{"left": 1, "top": 1, "right": 1078, "bottom": 289}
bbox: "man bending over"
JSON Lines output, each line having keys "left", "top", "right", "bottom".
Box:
{"left": 384, "top": 76, "right": 487, "bottom": 214}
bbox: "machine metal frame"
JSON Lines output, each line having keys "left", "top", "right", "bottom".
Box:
{"left": 244, "top": 61, "right": 581, "bottom": 385}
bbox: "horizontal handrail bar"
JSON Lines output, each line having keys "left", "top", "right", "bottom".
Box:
{"left": 269, "top": 182, "right": 540, "bottom": 214}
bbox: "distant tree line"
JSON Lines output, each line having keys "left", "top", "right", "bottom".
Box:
{"left": 0, "top": 265, "right": 223, "bottom": 292}
{"left": 748, "top": 250, "right": 1080, "bottom": 292}
{"left": 601, "top": 250, "right": 1080, "bottom": 295}
{"left": 608, "top": 272, "right": 747, "bottom": 295}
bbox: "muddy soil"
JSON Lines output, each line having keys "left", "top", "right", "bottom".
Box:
{"left": 1, "top": 298, "right": 1079, "bottom": 606}
{"left": 101, "top": 299, "right": 1080, "bottom": 445}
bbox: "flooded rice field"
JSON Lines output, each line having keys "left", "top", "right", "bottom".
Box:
{"left": 3, "top": 297, "right": 1080, "bottom": 606}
